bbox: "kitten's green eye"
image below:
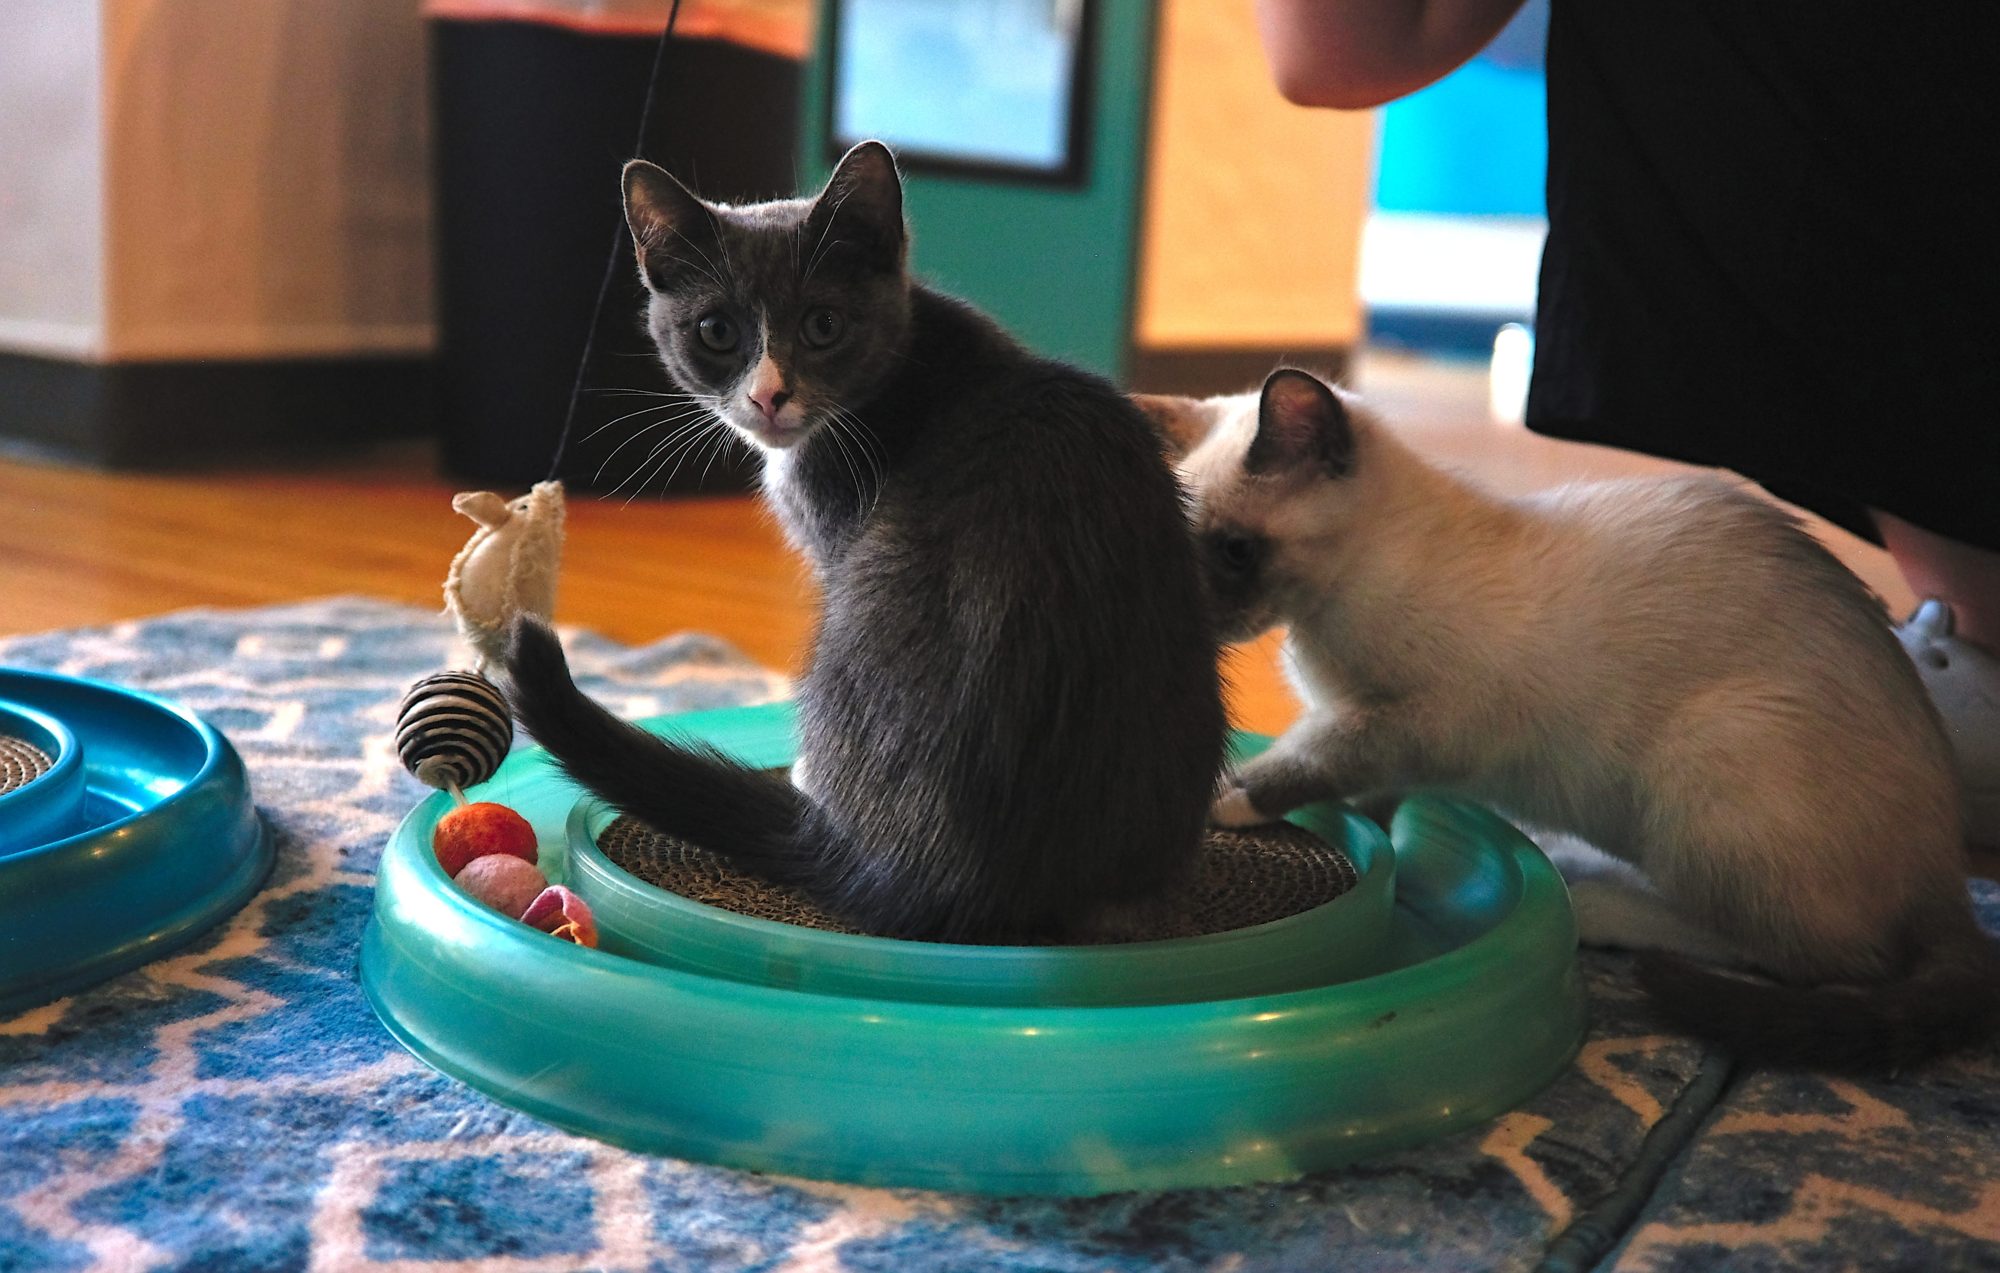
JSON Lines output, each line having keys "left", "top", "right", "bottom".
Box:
{"left": 696, "top": 311, "right": 738, "bottom": 353}
{"left": 801, "top": 307, "right": 845, "bottom": 349}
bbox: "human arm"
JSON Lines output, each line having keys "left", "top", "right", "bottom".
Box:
{"left": 1254, "top": 0, "right": 1530, "bottom": 109}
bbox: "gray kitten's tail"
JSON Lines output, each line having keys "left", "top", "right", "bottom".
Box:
{"left": 500, "top": 619, "right": 816, "bottom": 885}
{"left": 1636, "top": 917, "right": 2000, "bottom": 1072}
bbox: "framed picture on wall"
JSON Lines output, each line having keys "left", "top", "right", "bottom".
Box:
{"left": 823, "top": 0, "right": 1095, "bottom": 186}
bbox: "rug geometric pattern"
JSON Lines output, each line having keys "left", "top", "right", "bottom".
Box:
{"left": 1, "top": 599, "right": 1994, "bottom": 1272}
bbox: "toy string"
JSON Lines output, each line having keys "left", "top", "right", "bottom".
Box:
{"left": 544, "top": 0, "right": 687, "bottom": 483}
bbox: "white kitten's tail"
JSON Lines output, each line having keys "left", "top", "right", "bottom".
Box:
{"left": 1636, "top": 913, "right": 2000, "bottom": 1072}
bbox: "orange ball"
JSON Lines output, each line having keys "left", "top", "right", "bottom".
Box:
{"left": 433, "top": 801, "right": 538, "bottom": 878}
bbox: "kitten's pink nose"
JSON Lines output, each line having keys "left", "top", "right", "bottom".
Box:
{"left": 750, "top": 385, "right": 792, "bottom": 422}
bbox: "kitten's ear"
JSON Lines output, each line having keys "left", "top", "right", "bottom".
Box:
{"left": 807, "top": 140, "right": 907, "bottom": 271}
{"left": 622, "top": 159, "right": 712, "bottom": 279}
{"left": 1249, "top": 369, "right": 1354, "bottom": 479}
{"left": 1130, "top": 393, "right": 1214, "bottom": 459}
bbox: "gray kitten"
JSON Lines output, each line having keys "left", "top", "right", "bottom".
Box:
{"left": 1142, "top": 368, "right": 1997, "bottom": 1069}
{"left": 504, "top": 144, "right": 1227, "bottom": 941}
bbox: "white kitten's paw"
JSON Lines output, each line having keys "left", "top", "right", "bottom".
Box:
{"left": 789, "top": 757, "right": 815, "bottom": 799}
{"left": 1210, "top": 787, "right": 1276, "bottom": 828}
{"left": 1539, "top": 833, "right": 1646, "bottom": 889}
{"left": 1565, "top": 880, "right": 1634, "bottom": 950}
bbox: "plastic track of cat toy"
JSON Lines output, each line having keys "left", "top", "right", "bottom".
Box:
{"left": 1, "top": 668, "right": 272, "bottom": 1015}
{"left": 360, "top": 701, "right": 1585, "bottom": 1196}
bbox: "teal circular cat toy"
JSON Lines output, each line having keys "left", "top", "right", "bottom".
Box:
{"left": 361, "top": 701, "right": 1586, "bottom": 1195}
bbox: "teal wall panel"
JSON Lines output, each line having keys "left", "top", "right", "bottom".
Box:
{"left": 800, "top": 0, "right": 1156, "bottom": 378}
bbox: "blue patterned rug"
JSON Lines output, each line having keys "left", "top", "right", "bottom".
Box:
{"left": 2, "top": 598, "right": 1995, "bottom": 1272}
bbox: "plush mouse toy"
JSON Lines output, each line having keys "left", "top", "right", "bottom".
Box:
{"left": 397, "top": 479, "right": 567, "bottom": 793}
{"left": 444, "top": 480, "right": 566, "bottom": 672}
{"left": 393, "top": 480, "right": 595, "bottom": 946}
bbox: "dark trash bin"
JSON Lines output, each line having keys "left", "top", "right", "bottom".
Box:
{"left": 427, "top": 1, "right": 806, "bottom": 491}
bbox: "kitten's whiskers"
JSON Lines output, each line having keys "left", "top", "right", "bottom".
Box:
{"left": 695, "top": 424, "right": 739, "bottom": 488}
{"left": 651, "top": 420, "right": 740, "bottom": 500}
{"left": 828, "top": 404, "right": 885, "bottom": 498}
{"left": 610, "top": 417, "right": 716, "bottom": 504}
{"left": 591, "top": 408, "right": 712, "bottom": 485}
{"left": 588, "top": 386, "right": 727, "bottom": 401}
{"left": 817, "top": 411, "right": 866, "bottom": 498}
{"left": 578, "top": 397, "right": 711, "bottom": 446}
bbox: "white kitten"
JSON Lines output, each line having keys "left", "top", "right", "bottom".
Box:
{"left": 1140, "top": 370, "right": 1997, "bottom": 1070}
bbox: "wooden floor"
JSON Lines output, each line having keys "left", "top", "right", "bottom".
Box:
{"left": 0, "top": 355, "right": 1909, "bottom": 738}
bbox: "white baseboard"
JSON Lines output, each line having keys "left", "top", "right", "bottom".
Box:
{"left": 0, "top": 319, "right": 438, "bottom": 363}
{"left": 104, "top": 323, "right": 437, "bottom": 362}
{"left": 0, "top": 318, "right": 105, "bottom": 361}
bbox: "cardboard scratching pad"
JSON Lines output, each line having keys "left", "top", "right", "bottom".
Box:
{"left": 0, "top": 735, "right": 55, "bottom": 796}
{"left": 597, "top": 816, "right": 1360, "bottom": 943}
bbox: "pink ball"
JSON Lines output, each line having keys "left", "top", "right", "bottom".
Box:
{"left": 454, "top": 853, "right": 548, "bottom": 918}
{"left": 521, "top": 886, "right": 599, "bottom": 948}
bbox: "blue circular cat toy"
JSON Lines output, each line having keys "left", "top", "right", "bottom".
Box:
{"left": 0, "top": 668, "right": 272, "bottom": 1014}
{"left": 363, "top": 701, "right": 1588, "bottom": 1196}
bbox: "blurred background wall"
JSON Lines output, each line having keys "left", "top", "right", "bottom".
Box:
{"left": 100, "top": 0, "right": 434, "bottom": 362}
{"left": 0, "top": 1, "right": 107, "bottom": 363}
{"left": 0, "top": 0, "right": 433, "bottom": 464}
{"left": 1, "top": 0, "right": 1465, "bottom": 482}
{"left": 1133, "top": 0, "right": 1372, "bottom": 394}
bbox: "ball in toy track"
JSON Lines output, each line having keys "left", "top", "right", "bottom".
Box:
{"left": 397, "top": 670, "right": 513, "bottom": 791}
{"left": 522, "top": 885, "right": 598, "bottom": 948}
{"left": 455, "top": 853, "right": 550, "bottom": 918}
{"left": 433, "top": 801, "right": 539, "bottom": 878}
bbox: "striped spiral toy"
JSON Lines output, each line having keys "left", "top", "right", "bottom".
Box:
{"left": 395, "top": 670, "right": 514, "bottom": 793}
